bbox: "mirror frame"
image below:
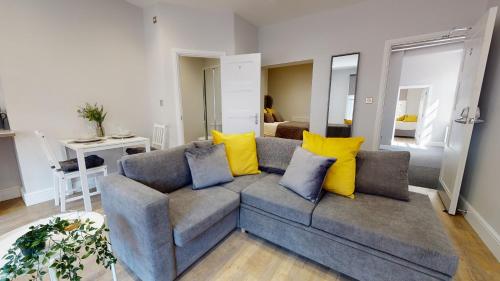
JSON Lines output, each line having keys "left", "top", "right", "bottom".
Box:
{"left": 325, "top": 52, "right": 361, "bottom": 137}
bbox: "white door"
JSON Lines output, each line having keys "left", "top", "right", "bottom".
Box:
{"left": 220, "top": 53, "right": 261, "bottom": 136}
{"left": 438, "top": 7, "right": 497, "bottom": 215}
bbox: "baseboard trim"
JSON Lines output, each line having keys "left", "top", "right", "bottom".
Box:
{"left": 460, "top": 196, "right": 500, "bottom": 262}
{"left": 22, "top": 188, "right": 54, "bottom": 206}
{"left": 0, "top": 186, "right": 22, "bottom": 202}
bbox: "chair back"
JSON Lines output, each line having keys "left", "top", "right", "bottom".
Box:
{"left": 35, "top": 130, "right": 62, "bottom": 170}
{"left": 152, "top": 124, "right": 167, "bottom": 150}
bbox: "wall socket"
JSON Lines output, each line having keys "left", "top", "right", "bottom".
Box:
{"left": 365, "top": 97, "right": 374, "bottom": 104}
{"left": 153, "top": 16, "right": 157, "bottom": 24}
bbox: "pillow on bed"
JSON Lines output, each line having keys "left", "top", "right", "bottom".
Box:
{"left": 403, "top": 115, "right": 418, "bottom": 122}
{"left": 264, "top": 113, "right": 275, "bottom": 123}
{"left": 266, "top": 108, "right": 284, "bottom": 122}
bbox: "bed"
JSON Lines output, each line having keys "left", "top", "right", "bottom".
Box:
{"left": 264, "top": 121, "right": 309, "bottom": 140}
{"left": 394, "top": 121, "right": 417, "bottom": 138}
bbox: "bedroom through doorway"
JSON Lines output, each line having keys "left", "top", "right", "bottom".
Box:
{"left": 379, "top": 40, "right": 464, "bottom": 189}
{"left": 261, "top": 60, "right": 313, "bottom": 140}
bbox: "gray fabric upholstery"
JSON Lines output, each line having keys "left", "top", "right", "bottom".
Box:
{"left": 169, "top": 186, "right": 240, "bottom": 246}
{"left": 120, "top": 144, "right": 193, "bottom": 193}
{"left": 240, "top": 205, "right": 452, "bottom": 281}
{"left": 255, "top": 137, "right": 301, "bottom": 174}
{"left": 280, "top": 147, "right": 335, "bottom": 202}
{"left": 175, "top": 210, "right": 238, "bottom": 274}
{"left": 241, "top": 174, "right": 315, "bottom": 225}
{"left": 220, "top": 172, "right": 269, "bottom": 193}
{"left": 185, "top": 144, "right": 233, "bottom": 189}
{"left": 99, "top": 174, "right": 176, "bottom": 281}
{"left": 356, "top": 150, "right": 410, "bottom": 200}
{"left": 311, "top": 192, "right": 458, "bottom": 276}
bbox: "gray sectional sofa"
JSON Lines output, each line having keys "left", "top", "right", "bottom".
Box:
{"left": 99, "top": 137, "right": 458, "bottom": 281}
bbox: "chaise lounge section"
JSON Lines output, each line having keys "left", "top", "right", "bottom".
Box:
{"left": 99, "top": 137, "right": 458, "bottom": 281}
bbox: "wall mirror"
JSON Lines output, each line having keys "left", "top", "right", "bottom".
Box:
{"left": 326, "top": 53, "right": 360, "bottom": 137}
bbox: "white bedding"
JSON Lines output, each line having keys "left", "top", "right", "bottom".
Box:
{"left": 395, "top": 121, "right": 417, "bottom": 131}
{"left": 264, "top": 122, "right": 286, "bottom": 137}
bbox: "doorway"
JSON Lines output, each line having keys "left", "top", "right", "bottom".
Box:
{"left": 378, "top": 40, "right": 465, "bottom": 189}
{"left": 178, "top": 56, "right": 221, "bottom": 143}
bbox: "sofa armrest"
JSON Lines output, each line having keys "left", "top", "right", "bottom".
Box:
{"left": 99, "top": 174, "right": 176, "bottom": 281}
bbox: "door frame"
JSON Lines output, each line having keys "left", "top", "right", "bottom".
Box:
{"left": 172, "top": 49, "right": 226, "bottom": 145}
{"left": 372, "top": 30, "right": 466, "bottom": 150}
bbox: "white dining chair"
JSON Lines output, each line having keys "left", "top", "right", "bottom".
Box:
{"left": 126, "top": 123, "right": 167, "bottom": 154}
{"left": 35, "top": 131, "right": 107, "bottom": 212}
{"left": 152, "top": 123, "right": 167, "bottom": 150}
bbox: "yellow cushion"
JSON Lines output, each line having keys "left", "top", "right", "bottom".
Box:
{"left": 212, "top": 130, "right": 260, "bottom": 176}
{"left": 344, "top": 119, "right": 352, "bottom": 125}
{"left": 403, "top": 115, "right": 418, "bottom": 122}
{"left": 302, "top": 131, "right": 364, "bottom": 198}
{"left": 396, "top": 115, "right": 406, "bottom": 121}
{"left": 263, "top": 108, "right": 268, "bottom": 114}
{"left": 266, "top": 108, "right": 275, "bottom": 115}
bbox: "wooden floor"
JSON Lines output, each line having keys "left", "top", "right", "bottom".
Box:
{"left": 1, "top": 190, "right": 499, "bottom": 281}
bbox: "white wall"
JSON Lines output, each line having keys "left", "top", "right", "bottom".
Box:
{"left": 258, "top": 0, "right": 488, "bottom": 149}
{"left": 0, "top": 0, "right": 149, "bottom": 204}
{"left": 460, "top": 0, "right": 500, "bottom": 261}
{"left": 143, "top": 3, "right": 259, "bottom": 147}
{"left": 234, "top": 15, "right": 259, "bottom": 54}
{"left": 328, "top": 67, "right": 357, "bottom": 124}
{"left": 399, "top": 43, "right": 464, "bottom": 145}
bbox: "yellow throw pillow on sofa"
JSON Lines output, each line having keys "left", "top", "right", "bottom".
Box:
{"left": 302, "top": 131, "right": 364, "bottom": 198}
{"left": 212, "top": 130, "right": 260, "bottom": 176}
{"left": 396, "top": 115, "right": 406, "bottom": 121}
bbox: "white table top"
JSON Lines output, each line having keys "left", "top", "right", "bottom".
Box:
{"left": 60, "top": 136, "right": 149, "bottom": 151}
{"left": 0, "top": 130, "right": 15, "bottom": 138}
{"left": 0, "top": 212, "right": 104, "bottom": 267}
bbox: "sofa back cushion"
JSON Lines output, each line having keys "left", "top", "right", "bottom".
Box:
{"left": 121, "top": 144, "right": 193, "bottom": 193}
{"left": 356, "top": 150, "right": 410, "bottom": 201}
{"left": 256, "top": 137, "right": 302, "bottom": 174}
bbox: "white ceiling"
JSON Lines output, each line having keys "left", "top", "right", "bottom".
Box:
{"left": 125, "top": 0, "right": 363, "bottom": 27}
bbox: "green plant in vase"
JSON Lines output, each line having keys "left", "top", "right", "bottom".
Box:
{"left": 0, "top": 217, "right": 116, "bottom": 281}
{"left": 77, "top": 103, "right": 107, "bottom": 137}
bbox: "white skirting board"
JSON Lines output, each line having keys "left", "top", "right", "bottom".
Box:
{"left": 460, "top": 196, "right": 500, "bottom": 262}
{"left": 22, "top": 188, "right": 54, "bottom": 206}
{"left": 0, "top": 186, "right": 22, "bottom": 202}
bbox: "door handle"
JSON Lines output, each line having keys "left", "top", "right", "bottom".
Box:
{"left": 454, "top": 107, "right": 484, "bottom": 124}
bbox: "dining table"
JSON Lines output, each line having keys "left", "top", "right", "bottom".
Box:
{"left": 59, "top": 136, "right": 150, "bottom": 212}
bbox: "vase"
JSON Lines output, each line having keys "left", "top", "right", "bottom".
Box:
{"left": 96, "top": 124, "right": 105, "bottom": 137}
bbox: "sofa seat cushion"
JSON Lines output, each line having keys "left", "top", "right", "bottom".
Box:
{"left": 220, "top": 172, "right": 269, "bottom": 193}
{"left": 169, "top": 186, "right": 240, "bottom": 246}
{"left": 241, "top": 174, "right": 315, "bottom": 226}
{"left": 311, "top": 192, "right": 458, "bottom": 276}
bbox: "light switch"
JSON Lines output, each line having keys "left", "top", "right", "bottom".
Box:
{"left": 365, "top": 97, "right": 374, "bottom": 104}
{"left": 159, "top": 99, "right": 164, "bottom": 107}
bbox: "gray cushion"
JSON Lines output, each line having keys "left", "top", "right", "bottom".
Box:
{"left": 220, "top": 172, "right": 269, "bottom": 193}
{"left": 256, "top": 137, "right": 302, "bottom": 174}
{"left": 280, "top": 147, "right": 335, "bottom": 202}
{"left": 241, "top": 174, "right": 315, "bottom": 225}
{"left": 185, "top": 144, "right": 233, "bottom": 189}
{"left": 121, "top": 144, "right": 193, "bottom": 193}
{"left": 356, "top": 150, "right": 410, "bottom": 201}
{"left": 169, "top": 185, "right": 239, "bottom": 247}
{"left": 311, "top": 192, "right": 458, "bottom": 276}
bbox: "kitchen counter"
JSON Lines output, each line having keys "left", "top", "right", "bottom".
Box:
{"left": 0, "top": 130, "right": 15, "bottom": 137}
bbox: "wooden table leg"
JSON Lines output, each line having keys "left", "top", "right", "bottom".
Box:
{"left": 76, "top": 150, "right": 92, "bottom": 212}
{"left": 145, "top": 140, "right": 151, "bottom": 152}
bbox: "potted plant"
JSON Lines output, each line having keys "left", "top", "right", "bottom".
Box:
{"left": 77, "top": 103, "right": 107, "bottom": 137}
{"left": 0, "top": 217, "right": 116, "bottom": 281}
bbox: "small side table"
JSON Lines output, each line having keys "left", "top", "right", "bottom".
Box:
{"left": 0, "top": 212, "right": 117, "bottom": 281}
